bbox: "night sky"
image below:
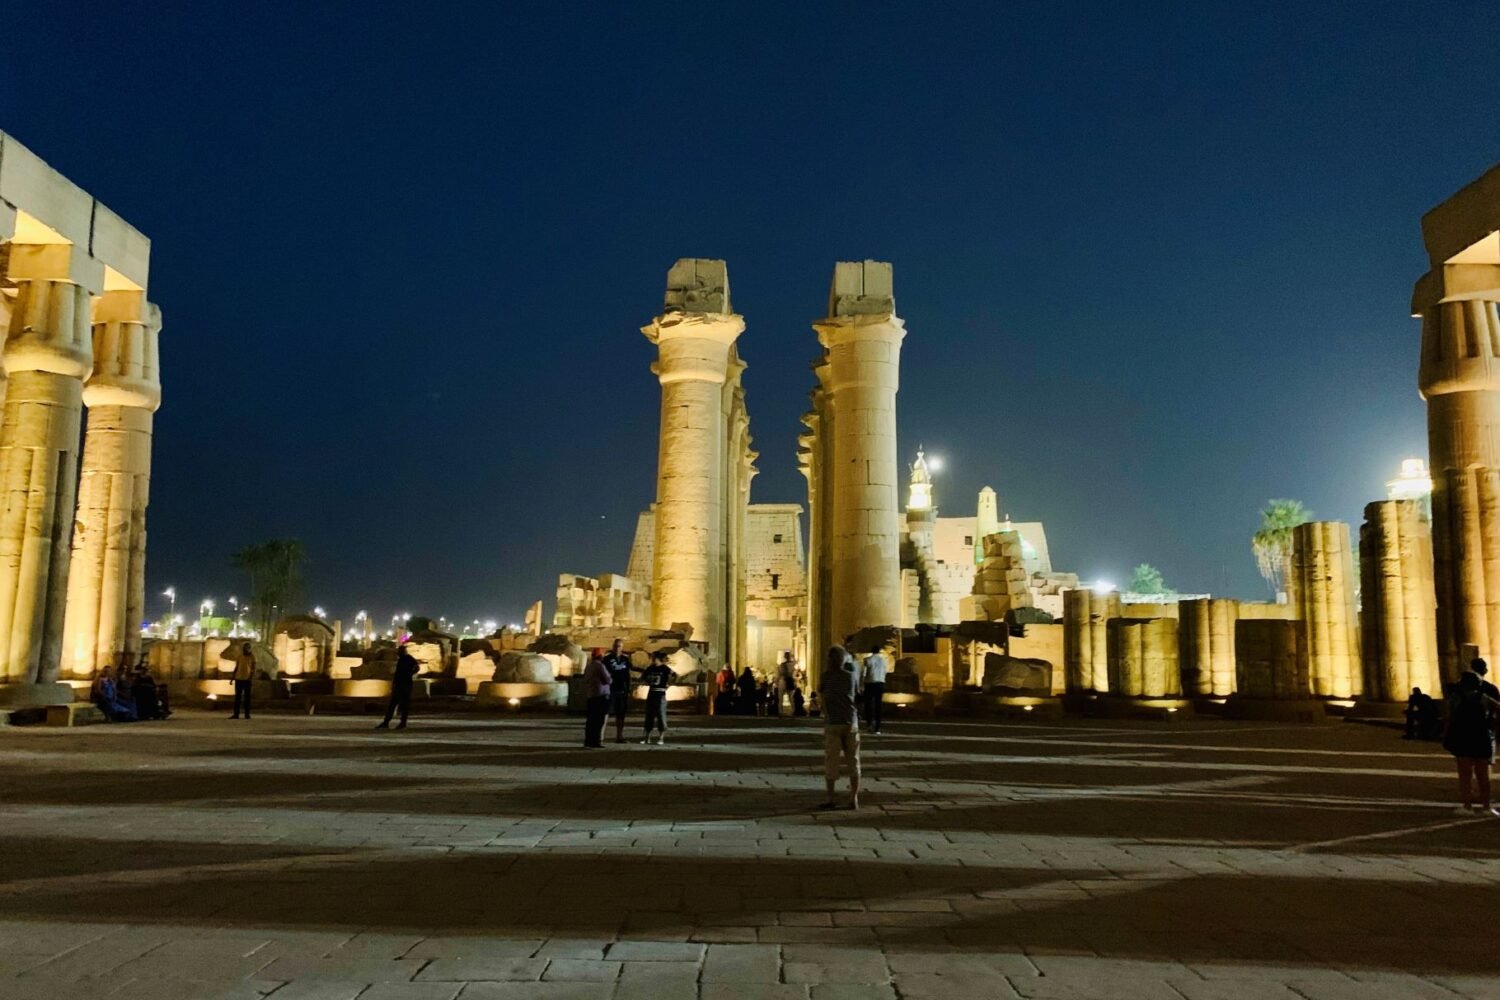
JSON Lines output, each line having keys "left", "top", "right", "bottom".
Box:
{"left": 4, "top": 3, "right": 1497, "bottom": 627}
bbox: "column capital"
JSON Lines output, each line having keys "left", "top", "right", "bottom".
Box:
{"left": 84, "top": 293, "right": 161, "bottom": 411}
{"left": 644, "top": 312, "right": 745, "bottom": 385}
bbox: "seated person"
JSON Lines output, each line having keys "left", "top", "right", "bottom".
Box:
{"left": 130, "top": 666, "right": 164, "bottom": 720}
{"left": 714, "top": 684, "right": 736, "bottom": 717}
{"left": 92, "top": 669, "right": 137, "bottom": 722}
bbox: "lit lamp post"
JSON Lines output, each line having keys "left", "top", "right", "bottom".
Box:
{"left": 199, "top": 598, "right": 214, "bottom": 637}
{"left": 162, "top": 586, "right": 176, "bottom": 631}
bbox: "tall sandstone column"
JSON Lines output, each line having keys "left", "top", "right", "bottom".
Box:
{"left": 0, "top": 241, "right": 94, "bottom": 684}
{"left": 1420, "top": 296, "right": 1500, "bottom": 677}
{"left": 812, "top": 261, "right": 906, "bottom": 646}
{"left": 60, "top": 292, "right": 162, "bottom": 676}
{"left": 1359, "top": 499, "right": 1440, "bottom": 701}
{"left": 1291, "top": 521, "right": 1361, "bottom": 698}
{"left": 642, "top": 259, "right": 744, "bottom": 662}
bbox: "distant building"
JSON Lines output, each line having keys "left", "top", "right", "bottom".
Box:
{"left": 1386, "top": 457, "right": 1433, "bottom": 518}
{"left": 899, "top": 449, "right": 1077, "bottom": 624}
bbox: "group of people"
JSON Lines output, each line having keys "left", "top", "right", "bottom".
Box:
{"left": 581, "top": 639, "right": 678, "bottom": 747}
{"left": 91, "top": 661, "right": 172, "bottom": 722}
{"left": 1442, "top": 657, "right": 1500, "bottom": 815}
{"left": 713, "top": 654, "right": 811, "bottom": 717}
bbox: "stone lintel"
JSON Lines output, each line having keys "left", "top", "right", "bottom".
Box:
{"left": 5, "top": 241, "right": 105, "bottom": 292}
{"left": 1412, "top": 261, "right": 1500, "bottom": 315}
{"left": 0, "top": 131, "right": 150, "bottom": 295}
{"left": 1421, "top": 162, "right": 1500, "bottom": 269}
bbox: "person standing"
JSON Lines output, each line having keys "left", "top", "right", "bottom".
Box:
{"left": 714, "top": 663, "right": 735, "bottom": 715}
{"left": 776, "top": 652, "right": 797, "bottom": 717}
{"left": 819, "top": 645, "right": 862, "bottom": 810}
{"left": 737, "top": 666, "right": 757, "bottom": 715}
{"left": 231, "top": 641, "right": 256, "bottom": 720}
{"left": 1443, "top": 670, "right": 1498, "bottom": 815}
{"left": 376, "top": 645, "right": 420, "bottom": 730}
{"left": 582, "top": 648, "right": 611, "bottom": 749}
{"left": 862, "top": 646, "right": 889, "bottom": 734}
{"left": 602, "top": 639, "right": 634, "bottom": 744}
{"left": 640, "top": 651, "right": 677, "bottom": 745}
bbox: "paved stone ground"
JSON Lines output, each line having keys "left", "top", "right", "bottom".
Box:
{"left": 0, "top": 710, "right": 1497, "bottom": 999}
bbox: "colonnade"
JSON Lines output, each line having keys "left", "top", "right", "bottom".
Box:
{"left": 0, "top": 132, "right": 160, "bottom": 697}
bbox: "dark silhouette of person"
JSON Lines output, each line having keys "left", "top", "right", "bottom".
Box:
{"left": 602, "top": 638, "right": 633, "bottom": 744}
{"left": 1405, "top": 687, "right": 1432, "bottom": 740}
{"left": 231, "top": 642, "right": 255, "bottom": 719}
{"left": 376, "top": 645, "right": 420, "bottom": 730}
{"left": 737, "top": 666, "right": 757, "bottom": 715}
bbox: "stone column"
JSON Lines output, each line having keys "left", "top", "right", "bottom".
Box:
{"left": 1178, "top": 597, "right": 1239, "bottom": 697}
{"left": 642, "top": 259, "right": 744, "bottom": 664}
{"left": 1359, "top": 499, "right": 1441, "bottom": 701}
{"left": 1420, "top": 296, "right": 1500, "bottom": 678}
{"left": 1063, "top": 587, "right": 1120, "bottom": 693}
{"left": 1235, "top": 619, "right": 1309, "bottom": 699}
{"left": 1291, "top": 521, "right": 1361, "bottom": 698}
{"left": 0, "top": 241, "right": 96, "bottom": 685}
{"left": 812, "top": 261, "right": 905, "bottom": 646}
{"left": 1107, "top": 617, "right": 1179, "bottom": 699}
{"left": 59, "top": 293, "right": 161, "bottom": 677}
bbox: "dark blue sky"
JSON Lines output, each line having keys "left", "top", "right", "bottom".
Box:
{"left": 4, "top": 2, "right": 1496, "bottom": 625}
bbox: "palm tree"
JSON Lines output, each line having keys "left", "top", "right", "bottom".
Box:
{"left": 232, "top": 539, "right": 307, "bottom": 638}
{"left": 1252, "top": 499, "right": 1311, "bottom": 602}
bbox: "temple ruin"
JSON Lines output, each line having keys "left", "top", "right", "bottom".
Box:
{"left": 0, "top": 131, "right": 160, "bottom": 705}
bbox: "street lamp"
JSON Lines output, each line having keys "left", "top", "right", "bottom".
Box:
{"left": 162, "top": 586, "right": 176, "bottom": 620}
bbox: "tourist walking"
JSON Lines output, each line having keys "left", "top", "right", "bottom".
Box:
{"left": 819, "top": 645, "right": 862, "bottom": 810}
{"left": 640, "top": 650, "right": 676, "bottom": 745}
{"left": 1443, "top": 670, "right": 1498, "bottom": 815}
{"left": 376, "top": 645, "right": 420, "bottom": 730}
{"left": 230, "top": 641, "right": 256, "bottom": 719}
{"left": 603, "top": 638, "right": 633, "bottom": 743}
{"left": 862, "top": 646, "right": 889, "bottom": 734}
{"left": 582, "top": 647, "right": 611, "bottom": 748}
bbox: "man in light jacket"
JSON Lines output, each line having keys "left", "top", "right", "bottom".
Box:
{"left": 819, "top": 645, "right": 862, "bottom": 810}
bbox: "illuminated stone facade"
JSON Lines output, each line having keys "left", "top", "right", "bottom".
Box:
{"left": 641, "top": 259, "right": 755, "bottom": 669}
{"left": 0, "top": 131, "right": 159, "bottom": 699}
{"left": 1414, "top": 162, "right": 1500, "bottom": 676}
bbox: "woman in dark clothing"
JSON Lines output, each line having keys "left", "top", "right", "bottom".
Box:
{"left": 736, "top": 667, "right": 757, "bottom": 715}
{"left": 1444, "top": 670, "right": 1498, "bottom": 815}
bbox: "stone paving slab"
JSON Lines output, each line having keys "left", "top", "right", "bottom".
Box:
{"left": 0, "top": 712, "right": 1498, "bottom": 999}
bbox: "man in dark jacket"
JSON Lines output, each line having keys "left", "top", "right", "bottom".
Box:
{"left": 602, "top": 638, "right": 634, "bottom": 744}
{"left": 376, "top": 645, "right": 421, "bottom": 730}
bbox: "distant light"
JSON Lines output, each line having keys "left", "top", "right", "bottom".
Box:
{"left": 1166, "top": 707, "right": 1178, "bottom": 713}
{"left": 507, "top": 697, "right": 520, "bottom": 707}
{"left": 1094, "top": 580, "right": 1116, "bottom": 593}
{"left": 1022, "top": 704, "right": 1034, "bottom": 712}
{"left": 927, "top": 456, "right": 944, "bottom": 473}
{"left": 313, "top": 606, "right": 326, "bottom": 619}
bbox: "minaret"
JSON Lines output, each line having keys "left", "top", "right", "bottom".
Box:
{"left": 976, "top": 486, "right": 1000, "bottom": 562}
{"left": 642, "top": 259, "right": 745, "bottom": 663}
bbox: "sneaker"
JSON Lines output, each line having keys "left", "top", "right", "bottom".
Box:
{"left": 1456, "top": 806, "right": 1476, "bottom": 816}
{"left": 640, "top": 738, "right": 652, "bottom": 745}
{"left": 375, "top": 723, "right": 389, "bottom": 730}
{"left": 657, "top": 735, "right": 666, "bottom": 745}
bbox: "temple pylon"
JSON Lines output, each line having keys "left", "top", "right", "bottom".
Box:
{"left": 60, "top": 292, "right": 162, "bottom": 677}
